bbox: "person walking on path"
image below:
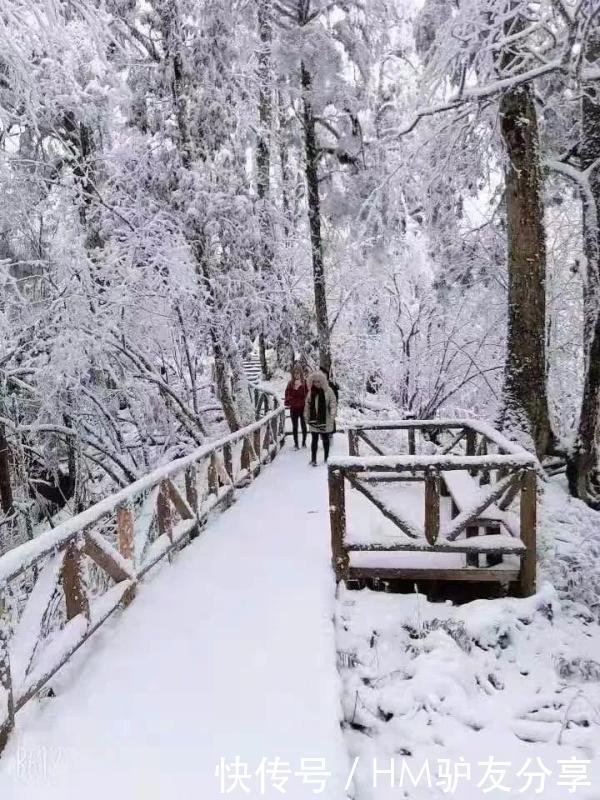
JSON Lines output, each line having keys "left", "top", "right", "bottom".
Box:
{"left": 322, "top": 368, "right": 339, "bottom": 433}
{"left": 305, "top": 371, "right": 337, "bottom": 465}
{"left": 284, "top": 364, "right": 308, "bottom": 449}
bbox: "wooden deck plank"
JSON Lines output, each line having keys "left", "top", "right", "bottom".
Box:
{"left": 348, "top": 566, "right": 520, "bottom": 583}
{"left": 346, "top": 534, "right": 525, "bottom": 554}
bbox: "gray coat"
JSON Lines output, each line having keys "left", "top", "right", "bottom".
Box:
{"left": 304, "top": 385, "right": 337, "bottom": 434}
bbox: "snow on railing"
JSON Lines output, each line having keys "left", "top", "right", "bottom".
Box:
{"left": 0, "top": 387, "right": 285, "bottom": 752}
{"left": 345, "top": 418, "right": 534, "bottom": 459}
{"left": 329, "top": 419, "right": 538, "bottom": 598}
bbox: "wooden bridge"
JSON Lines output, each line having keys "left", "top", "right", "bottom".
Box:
{"left": 0, "top": 394, "right": 539, "bottom": 783}
{"left": 0, "top": 385, "right": 285, "bottom": 755}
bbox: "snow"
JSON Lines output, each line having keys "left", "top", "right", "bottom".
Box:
{"left": 343, "top": 420, "right": 534, "bottom": 458}
{"left": 337, "top": 584, "right": 600, "bottom": 799}
{"left": 331, "top": 454, "right": 537, "bottom": 472}
{"left": 84, "top": 529, "right": 136, "bottom": 579}
{"left": 0, "top": 407, "right": 284, "bottom": 585}
{"left": 0, "top": 444, "right": 349, "bottom": 799}
{"left": 18, "top": 582, "right": 134, "bottom": 706}
{"left": 2, "top": 429, "right": 600, "bottom": 800}
{"left": 9, "top": 553, "right": 66, "bottom": 692}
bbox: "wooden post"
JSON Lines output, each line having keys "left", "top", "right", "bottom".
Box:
{"left": 157, "top": 481, "right": 173, "bottom": 543}
{"left": 329, "top": 467, "right": 348, "bottom": 583}
{"left": 424, "top": 474, "right": 440, "bottom": 545}
{"left": 254, "top": 388, "right": 260, "bottom": 419}
{"left": 223, "top": 442, "right": 233, "bottom": 483}
{"left": 408, "top": 428, "right": 416, "bottom": 455}
{"left": 62, "top": 536, "right": 90, "bottom": 621}
{"left": 466, "top": 427, "right": 477, "bottom": 476}
{"left": 262, "top": 422, "right": 271, "bottom": 461}
{"left": 117, "top": 504, "right": 134, "bottom": 562}
{"left": 485, "top": 523, "right": 503, "bottom": 568}
{"left": 185, "top": 465, "right": 200, "bottom": 538}
{"left": 279, "top": 411, "right": 286, "bottom": 445}
{"left": 269, "top": 417, "right": 278, "bottom": 456}
{"left": 0, "top": 595, "right": 14, "bottom": 755}
{"left": 479, "top": 438, "right": 490, "bottom": 485}
{"left": 348, "top": 430, "right": 359, "bottom": 457}
{"left": 208, "top": 453, "right": 219, "bottom": 496}
{"left": 240, "top": 438, "right": 251, "bottom": 474}
{"left": 465, "top": 524, "right": 480, "bottom": 567}
{"left": 253, "top": 428, "right": 262, "bottom": 469}
{"left": 519, "top": 470, "right": 537, "bottom": 596}
{"left": 466, "top": 428, "right": 476, "bottom": 456}
{"left": 116, "top": 504, "right": 136, "bottom": 605}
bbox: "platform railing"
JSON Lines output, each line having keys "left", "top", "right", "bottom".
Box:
{"left": 0, "top": 388, "right": 285, "bottom": 753}
{"left": 329, "top": 419, "right": 539, "bottom": 597}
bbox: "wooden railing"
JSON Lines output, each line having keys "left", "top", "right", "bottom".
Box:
{"left": 0, "top": 389, "right": 285, "bottom": 752}
{"left": 329, "top": 419, "right": 539, "bottom": 597}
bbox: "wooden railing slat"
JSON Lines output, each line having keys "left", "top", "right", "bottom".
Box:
{"left": 328, "top": 468, "right": 348, "bottom": 583}
{"left": 62, "top": 536, "right": 90, "bottom": 622}
{"left": 519, "top": 470, "right": 537, "bottom": 596}
{"left": 336, "top": 421, "right": 538, "bottom": 596}
{"left": 357, "top": 430, "right": 385, "bottom": 456}
{"left": 345, "top": 473, "right": 422, "bottom": 540}
{"left": 157, "top": 481, "right": 173, "bottom": 544}
{"left": 9, "top": 551, "right": 65, "bottom": 688}
{"left": 84, "top": 530, "right": 134, "bottom": 584}
{"left": 424, "top": 475, "right": 440, "bottom": 545}
{"left": 116, "top": 505, "right": 136, "bottom": 606}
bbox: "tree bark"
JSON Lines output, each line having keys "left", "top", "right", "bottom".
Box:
{"left": 498, "top": 68, "right": 553, "bottom": 457}
{"left": 300, "top": 57, "right": 332, "bottom": 373}
{"left": 0, "top": 424, "right": 13, "bottom": 516}
{"left": 567, "top": 23, "right": 600, "bottom": 504}
{"left": 256, "top": 0, "right": 273, "bottom": 380}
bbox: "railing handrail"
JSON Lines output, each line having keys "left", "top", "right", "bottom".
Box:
{"left": 329, "top": 417, "right": 538, "bottom": 597}
{"left": 0, "top": 382, "right": 286, "bottom": 752}
{"left": 0, "top": 391, "right": 282, "bottom": 585}
{"left": 344, "top": 418, "right": 532, "bottom": 458}
{"left": 329, "top": 453, "right": 537, "bottom": 472}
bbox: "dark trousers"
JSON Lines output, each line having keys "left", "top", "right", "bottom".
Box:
{"left": 290, "top": 409, "right": 307, "bottom": 447}
{"left": 311, "top": 432, "right": 330, "bottom": 463}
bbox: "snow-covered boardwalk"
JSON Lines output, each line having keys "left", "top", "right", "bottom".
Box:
{"left": 0, "top": 446, "right": 349, "bottom": 799}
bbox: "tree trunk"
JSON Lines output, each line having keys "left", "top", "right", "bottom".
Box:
{"left": 567, "top": 24, "right": 600, "bottom": 504}
{"left": 300, "top": 59, "right": 331, "bottom": 374}
{"left": 191, "top": 239, "right": 241, "bottom": 433}
{"left": 0, "top": 425, "right": 13, "bottom": 516}
{"left": 256, "top": 0, "right": 273, "bottom": 380}
{"left": 499, "top": 81, "right": 553, "bottom": 457}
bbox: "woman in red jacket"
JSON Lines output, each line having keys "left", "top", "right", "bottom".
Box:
{"left": 284, "top": 364, "right": 308, "bottom": 449}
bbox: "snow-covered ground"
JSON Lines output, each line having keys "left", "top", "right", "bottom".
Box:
{"left": 1, "top": 414, "right": 600, "bottom": 800}
{"left": 337, "top": 474, "right": 600, "bottom": 800}
{"left": 0, "top": 443, "right": 349, "bottom": 799}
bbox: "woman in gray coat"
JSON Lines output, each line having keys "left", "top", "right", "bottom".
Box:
{"left": 304, "top": 371, "right": 337, "bottom": 465}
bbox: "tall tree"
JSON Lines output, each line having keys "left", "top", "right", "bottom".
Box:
{"left": 498, "top": 77, "right": 553, "bottom": 456}
{"left": 567, "top": 10, "right": 600, "bottom": 503}
{"left": 297, "top": 1, "right": 331, "bottom": 373}
{"left": 256, "top": 0, "right": 274, "bottom": 379}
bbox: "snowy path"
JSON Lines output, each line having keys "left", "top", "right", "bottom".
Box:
{"left": 0, "top": 444, "right": 349, "bottom": 799}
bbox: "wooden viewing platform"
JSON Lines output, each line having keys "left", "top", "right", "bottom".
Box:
{"left": 328, "top": 419, "right": 539, "bottom": 597}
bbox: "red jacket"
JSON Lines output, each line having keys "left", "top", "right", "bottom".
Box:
{"left": 285, "top": 380, "right": 307, "bottom": 412}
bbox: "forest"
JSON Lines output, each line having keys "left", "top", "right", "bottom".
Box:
{"left": 0, "top": 0, "right": 599, "bottom": 552}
